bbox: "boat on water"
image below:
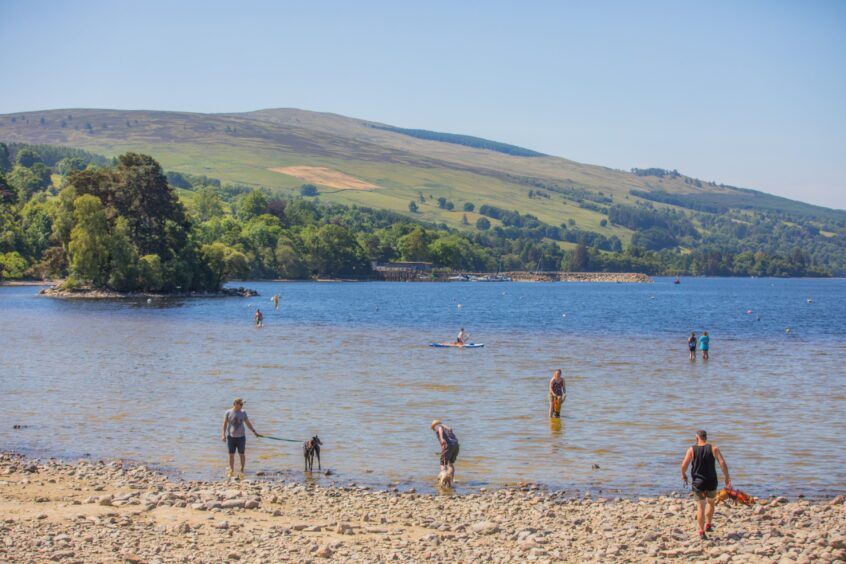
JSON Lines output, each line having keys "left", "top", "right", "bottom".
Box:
{"left": 674, "top": 276, "right": 681, "bottom": 284}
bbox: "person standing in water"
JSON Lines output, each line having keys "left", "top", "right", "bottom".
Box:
{"left": 272, "top": 294, "right": 280, "bottom": 310}
{"left": 255, "top": 308, "right": 263, "bottom": 328}
{"left": 456, "top": 328, "right": 468, "bottom": 345}
{"left": 431, "top": 419, "right": 459, "bottom": 487}
{"left": 548, "top": 369, "right": 566, "bottom": 417}
{"left": 221, "top": 398, "right": 262, "bottom": 479}
{"left": 699, "top": 331, "right": 710, "bottom": 360}
{"left": 680, "top": 430, "right": 731, "bottom": 540}
{"left": 688, "top": 332, "right": 697, "bottom": 361}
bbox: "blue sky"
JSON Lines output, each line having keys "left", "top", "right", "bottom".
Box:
{"left": 2, "top": 0, "right": 844, "bottom": 208}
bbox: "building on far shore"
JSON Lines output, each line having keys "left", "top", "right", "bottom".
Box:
{"left": 371, "top": 261, "right": 433, "bottom": 281}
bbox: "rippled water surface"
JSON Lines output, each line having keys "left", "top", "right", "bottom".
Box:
{"left": 1, "top": 278, "right": 844, "bottom": 496}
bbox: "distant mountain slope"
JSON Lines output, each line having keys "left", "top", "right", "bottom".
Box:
{"left": 1, "top": 107, "right": 844, "bottom": 241}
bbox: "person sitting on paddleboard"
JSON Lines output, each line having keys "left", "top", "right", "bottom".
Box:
{"left": 549, "top": 369, "right": 566, "bottom": 418}
{"left": 456, "top": 328, "right": 468, "bottom": 345}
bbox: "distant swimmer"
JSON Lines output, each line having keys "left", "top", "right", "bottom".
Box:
{"left": 699, "top": 331, "right": 710, "bottom": 360}
{"left": 431, "top": 419, "right": 459, "bottom": 488}
{"left": 548, "top": 369, "right": 566, "bottom": 418}
{"left": 272, "top": 294, "right": 280, "bottom": 310}
{"left": 255, "top": 308, "right": 264, "bottom": 328}
{"left": 688, "top": 332, "right": 697, "bottom": 361}
{"left": 456, "top": 328, "right": 468, "bottom": 345}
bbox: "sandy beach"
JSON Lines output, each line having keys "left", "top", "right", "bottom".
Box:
{"left": 1, "top": 453, "right": 844, "bottom": 563}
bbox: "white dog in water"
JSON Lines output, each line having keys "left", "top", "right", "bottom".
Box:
{"left": 438, "top": 469, "right": 454, "bottom": 488}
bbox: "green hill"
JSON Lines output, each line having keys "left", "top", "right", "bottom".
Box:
{"left": 1, "top": 107, "right": 845, "bottom": 275}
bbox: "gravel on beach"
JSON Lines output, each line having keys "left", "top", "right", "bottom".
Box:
{"left": 1, "top": 453, "right": 844, "bottom": 563}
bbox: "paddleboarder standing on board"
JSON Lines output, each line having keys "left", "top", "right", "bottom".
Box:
{"left": 548, "top": 369, "right": 566, "bottom": 417}
{"left": 222, "top": 398, "right": 261, "bottom": 479}
{"left": 456, "top": 328, "right": 468, "bottom": 345}
{"left": 272, "top": 294, "right": 280, "bottom": 310}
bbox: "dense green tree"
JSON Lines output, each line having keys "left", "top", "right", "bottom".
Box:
{"left": 301, "top": 224, "right": 369, "bottom": 276}
{"left": 67, "top": 195, "right": 110, "bottom": 286}
{"left": 194, "top": 186, "right": 223, "bottom": 221}
{"left": 15, "top": 148, "right": 42, "bottom": 168}
{"left": 476, "top": 217, "right": 491, "bottom": 230}
{"left": 408, "top": 201, "right": 418, "bottom": 213}
{"left": 137, "top": 254, "right": 163, "bottom": 291}
{"left": 274, "top": 238, "right": 308, "bottom": 279}
{"left": 202, "top": 242, "right": 249, "bottom": 288}
{"left": 463, "top": 202, "right": 475, "bottom": 212}
{"left": 237, "top": 189, "right": 269, "bottom": 220}
{"left": 398, "top": 227, "right": 431, "bottom": 261}
{"left": 299, "top": 184, "right": 318, "bottom": 196}
{"left": 0, "top": 143, "right": 11, "bottom": 172}
{"left": 0, "top": 251, "right": 27, "bottom": 279}
{"left": 107, "top": 217, "right": 139, "bottom": 291}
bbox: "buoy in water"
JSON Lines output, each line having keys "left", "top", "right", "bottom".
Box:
{"left": 457, "top": 304, "right": 462, "bottom": 309}
{"left": 746, "top": 309, "right": 753, "bottom": 315}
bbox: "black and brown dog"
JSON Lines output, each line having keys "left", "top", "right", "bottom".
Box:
{"left": 303, "top": 435, "right": 322, "bottom": 472}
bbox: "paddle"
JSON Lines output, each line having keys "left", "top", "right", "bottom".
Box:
{"left": 260, "top": 435, "right": 301, "bottom": 443}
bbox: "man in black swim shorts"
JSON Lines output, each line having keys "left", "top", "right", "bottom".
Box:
{"left": 432, "top": 419, "right": 459, "bottom": 487}
{"left": 680, "top": 429, "right": 731, "bottom": 540}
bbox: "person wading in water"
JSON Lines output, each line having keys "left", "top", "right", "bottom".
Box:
{"left": 431, "top": 419, "right": 459, "bottom": 487}
{"left": 548, "top": 369, "right": 566, "bottom": 417}
{"left": 680, "top": 429, "right": 731, "bottom": 539}
{"left": 222, "top": 398, "right": 262, "bottom": 479}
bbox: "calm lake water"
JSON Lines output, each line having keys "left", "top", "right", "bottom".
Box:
{"left": 1, "top": 278, "right": 845, "bottom": 496}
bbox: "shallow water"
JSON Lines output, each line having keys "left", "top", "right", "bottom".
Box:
{"left": 1, "top": 278, "right": 844, "bottom": 495}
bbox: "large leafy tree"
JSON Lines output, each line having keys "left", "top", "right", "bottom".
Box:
{"left": 67, "top": 194, "right": 110, "bottom": 286}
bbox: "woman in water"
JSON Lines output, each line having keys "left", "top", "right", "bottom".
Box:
{"left": 548, "top": 369, "right": 566, "bottom": 417}
{"left": 688, "top": 332, "right": 697, "bottom": 361}
{"left": 699, "top": 331, "right": 710, "bottom": 360}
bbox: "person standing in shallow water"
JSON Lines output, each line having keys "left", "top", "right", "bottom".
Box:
{"left": 255, "top": 308, "right": 263, "bottom": 328}
{"left": 431, "top": 419, "right": 459, "bottom": 487}
{"left": 222, "top": 398, "right": 261, "bottom": 479}
{"left": 548, "top": 369, "right": 566, "bottom": 417}
{"left": 680, "top": 430, "right": 731, "bottom": 540}
{"left": 699, "top": 331, "right": 710, "bottom": 360}
{"left": 688, "top": 332, "right": 697, "bottom": 361}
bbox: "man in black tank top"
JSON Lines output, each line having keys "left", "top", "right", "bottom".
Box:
{"left": 680, "top": 430, "right": 731, "bottom": 540}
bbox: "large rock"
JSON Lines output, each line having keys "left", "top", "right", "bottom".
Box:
{"left": 470, "top": 521, "right": 500, "bottom": 535}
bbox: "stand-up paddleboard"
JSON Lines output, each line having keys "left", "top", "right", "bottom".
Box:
{"left": 429, "top": 342, "right": 485, "bottom": 348}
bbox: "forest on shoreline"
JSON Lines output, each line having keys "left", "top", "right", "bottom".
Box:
{"left": 0, "top": 142, "right": 836, "bottom": 291}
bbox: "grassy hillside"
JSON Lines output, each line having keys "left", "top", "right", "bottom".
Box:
{"left": 1, "top": 107, "right": 845, "bottom": 274}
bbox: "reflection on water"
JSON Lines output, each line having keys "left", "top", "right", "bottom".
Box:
{"left": 1, "top": 278, "right": 845, "bottom": 496}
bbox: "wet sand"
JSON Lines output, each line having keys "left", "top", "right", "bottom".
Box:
{"left": 2, "top": 453, "right": 844, "bottom": 563}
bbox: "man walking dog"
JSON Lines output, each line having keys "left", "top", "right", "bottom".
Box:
{"left": 680, "top": 429, "right": 731, "bottom": 540}
{"left": 222, "top": 398, "right": 261, "bottom": 479}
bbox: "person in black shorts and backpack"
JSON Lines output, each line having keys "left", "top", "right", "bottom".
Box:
{"left": 680, "top": 429, "right": 731, "bottom": 539}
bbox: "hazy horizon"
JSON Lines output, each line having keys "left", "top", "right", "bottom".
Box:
{"left": 1, "top": 0, "right": 844, "bottom": 208}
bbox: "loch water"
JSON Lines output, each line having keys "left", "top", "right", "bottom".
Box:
{"left": 1, "top": 277, "right": 844, "bottom": 496}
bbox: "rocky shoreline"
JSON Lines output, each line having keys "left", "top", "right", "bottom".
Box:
{"left": 1, "top": 453, "right": 843, "bottom": 563}
{"left": 38, "top": 286, "right": 258, "bottom": 299}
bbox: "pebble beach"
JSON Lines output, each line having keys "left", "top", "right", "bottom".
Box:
{"left": 2, "top": 453, "right": 844, "bottom": 563}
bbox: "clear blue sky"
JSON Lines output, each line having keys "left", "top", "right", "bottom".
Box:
{"left": 2, "top": 0, "right": 844, "bottom": 208}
